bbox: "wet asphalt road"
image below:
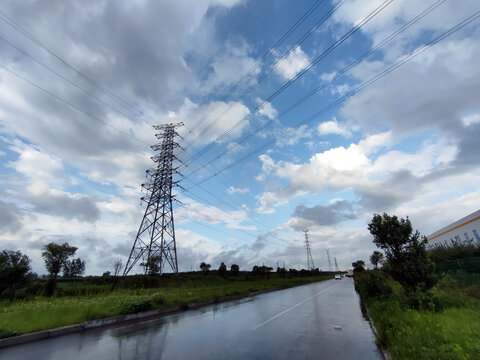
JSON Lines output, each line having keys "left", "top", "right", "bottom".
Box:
{"left": 0, "top": 278, "right": 383, "bottom": 360}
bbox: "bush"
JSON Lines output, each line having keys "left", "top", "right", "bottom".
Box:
{"left": 406, "top": 289, "right": 440, "bottom": 311}
{"left": 120, "top": 300, "right": 153, "bottom": 314}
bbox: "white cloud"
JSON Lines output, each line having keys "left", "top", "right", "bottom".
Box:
{"left": 256, "top": 98, "right": 278, "bottom": 120}
{"left": 177, "top": 197, "right": 255, "bottom": 230}
{"left": 256, "top": 192, "right": 287, "bottom": 215}
{"left": 317, "top": 118, "right": 352, "bottom": 138}
{"left": 203, "top": 41, "right": 259, "bottom": 91}
{"left": 274, "top": 46, "right": 310, "bottom": 80}
{"left": 7, "top": 142, "right": 67, "bottom": 188}
{"left": 276, "top": 125, "right": 312, "bottom": 147}
{"left": 256, "top": 154, "right": 276, "bottom": 181}
{"left": 462, "top": 113, "right": 480, "bottom": 127}
{"left": 172, "top": 98, "right": 250, "bottom": 146}
{"left": 227, "top": 186, "right": 249, "bottom": 195}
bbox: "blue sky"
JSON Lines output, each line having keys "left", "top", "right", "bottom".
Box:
{"left": 0, "top": 0, "right": 479, "bottom": 275}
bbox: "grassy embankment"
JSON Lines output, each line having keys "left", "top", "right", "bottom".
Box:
{"left": 355, "top": 246, "right": 480, "bottom": 359}
{"left": 0, "top": 272, "right": 332, "bottom": 339}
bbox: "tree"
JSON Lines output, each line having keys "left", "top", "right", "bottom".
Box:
{"left": 112, "top": 258, "right": 123, "bottom": 276}
{"left": 218, "top": 262, "right": 227, "bottom": 277}
{"left": 42, "top": 242, "right": 78, "bottom": 296}
{"left": 368, "top": 213, "right": 434, "bottom": 289}
{"left": 230, "top": 264, "right": 239, "bottom": 275}
{"left": 352, "top": 260, "right": 365, "bottom": 272}
{"left": 62, "top": 258, "right": 86, "bottom": 278}
{"left": 0, "top": 249, "right": 32, "bottom": 298}
{"left": 370, "top": 251, "right": 384, "bottom": 269}
{"left": 141, "top": 256, "right": 161, "bottom": 275}
{"left": 200, "top": 262, "right": 211, "bottom": 274}
{"left": 42, "top": 243, "right": 78, "bottom": 280}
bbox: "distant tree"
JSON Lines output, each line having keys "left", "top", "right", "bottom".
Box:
{"left": 112, "top": 259, "right": 123, "bottom": 276}
{"left": 218, "top": 262, "right": 227, "bottom": 277}
{"left": 0, "top": 249, "right": 32, "bottom": 298}
{"left": 102, "top": 271, "right": 111, "bottom": 277}
{"left": 230, "top": 264, "right": 239, "bottom": 275}
{"left": 42, "top": 243, "right": 77, "bottom": 280}
{"left": 141, "top": 256, "right": 161, "bottom": 275}
{"left": 352, "top": 260, "right": 365, "bottom": 272}
{"left": 62, "top": 258, "right": 86, "bottom": 278}
{"left": 368, "top": 213, "right": 434, "bottom": 289}
{"left": 252, "top": 265, "right": 273, "bottom": 275}
{"left": 276, "top": 266, "right": 287, "bottom": 278}
{"left": 42, "top": 242, "right": 78, "bottom": 296}
{"left": 200, "top": 262, "right": 211, "bottom": 274}
{"left": 370, "top": 251, "right": 384, "bottom": 269}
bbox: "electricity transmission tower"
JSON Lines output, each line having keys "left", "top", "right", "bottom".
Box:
{"left": 326, "top": 249, "right": 333, "bottom": 272}
{"left": 303, "top": 229, "right": 315, "bottom": 270}
{"left": 124, "top": 122, "right": 183, "bottom": 275}
{"left": 334, "top": 257, "right": 339, "bottom": 272}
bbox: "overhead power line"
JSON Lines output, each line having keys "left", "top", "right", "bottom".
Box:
{"left": 0, "top": 63, "right": 150, "bottom": 147}
{"left": 0, "top": 9, "right": 141, "bottom": 118}
{"left": 187, "top": 0, "right": 328, "bottom": 136}
{"left": 182, "top": 0, "right": 394, "bottom": 171}
{"left": 183, "top": 0, "right": 447, "bottom": 178}
{"left": 195, "top": 8, "right": 480, "bottom": 186}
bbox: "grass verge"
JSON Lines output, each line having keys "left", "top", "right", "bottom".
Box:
{"left": 0, "top": 273, "right": 332, "bottom": 338}
{"left": 355, "top": 270, "right": 480, "bottom": 359}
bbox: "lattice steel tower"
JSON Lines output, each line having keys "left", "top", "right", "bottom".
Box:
{"left": 303, "top": 229, "right": 315, "bottom": 270}
{"left": 326, "top": 249, "right": 333, "bottom": 272}
{"left": 124, "top": 122, "right": 183, "bottom": 275}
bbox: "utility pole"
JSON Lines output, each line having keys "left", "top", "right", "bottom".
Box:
{"left": 124, "top": 122, "right": 183, "bottom": 275}
{"left": 326, "top": 249, "right": 333, "bottom": 272}
{"left": 303, "top": 229, "right": 315, "bottom": 271}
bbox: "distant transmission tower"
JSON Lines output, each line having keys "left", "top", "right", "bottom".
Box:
{"left": 326, "top": 249, "right": 333, "bottom": 272}
{"left": 334, "top": 257, "right": 339, "bottom": 272}
{"left": 303, "top": 230, "right": 315, "bottom": 270}
{"left": 124, "top": 122, "right": 183, "bottom": 275}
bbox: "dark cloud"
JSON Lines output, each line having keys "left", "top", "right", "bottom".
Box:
{"left": 292, "top": 200, "right": 356, "bottom": 229}
{"left": 0, "top": 200, "right": 23, "bottom": 234}
{"left": 30, "top": 192, "right": 100, "bottom": 222}
{"left": 355, "top": 170, "right": 419, "bottom": 212}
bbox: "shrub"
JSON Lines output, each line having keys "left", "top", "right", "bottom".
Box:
{"left": 120, "top": 300, "right": 153, "bottom": 314}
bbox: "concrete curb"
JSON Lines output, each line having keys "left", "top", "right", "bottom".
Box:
{"left": 0, "top": 286, "right": 295, "bottom": 349}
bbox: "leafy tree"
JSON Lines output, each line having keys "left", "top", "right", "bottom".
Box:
{"left": 252, "top": 265, "right": 273, "bottom": 275}
{"left": 230, "top": 264, "right": 239, "bottom": 275}
{"left": 368, "top": 213, "right": 434, "bottom": 289}
{"left": 200, "top": 262, "right": 211, "bottom": 274}
{"left": 112, "top": 258, "right": 123, "bottom": 276}
{"left": 42, "top": 242, "right": 78, "bottom": 296}
{"left": 0, "top": 249, "right": 32, "bottom": 298}
{"left": 62, "top": 258, "right": 86, "bottom": 278}
{"left": 42, "top": 242, "right": 78, "bottom": 280}
{"left": 370, "top": 251, "right": 384, "bottom": 269}
{"left": 352, "top": 260, "right": 365, "bottom": 272}
{"left": 141, "top": 256, "right": 161, "bottom": 275}
{"left": 218, "top": 262, "right": 227, "bottom": 277}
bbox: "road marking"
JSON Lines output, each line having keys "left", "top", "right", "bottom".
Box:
{"left": 253, "top": 282, "right": 339, "bottom": 330}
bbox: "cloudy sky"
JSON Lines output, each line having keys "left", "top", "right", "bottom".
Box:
{"left": 0, "top": 0, "right": 479, "bottom": 275}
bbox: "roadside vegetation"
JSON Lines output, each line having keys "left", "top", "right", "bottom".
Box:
{"left": 0, "top": 260, "right": 333, "bottom": 339}
{"left": 355, "top": 213, "right": 480, "bottom": 359}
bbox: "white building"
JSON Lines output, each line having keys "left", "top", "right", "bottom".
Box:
{"left": 427, "top": 209, "right": 480, "bottom": 249}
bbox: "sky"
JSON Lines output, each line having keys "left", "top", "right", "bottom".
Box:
{"left": 0, "top": 0, "right": 479, "bottom": 275}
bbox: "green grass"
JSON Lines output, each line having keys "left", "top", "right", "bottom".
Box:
{"left": 0, "top": 274, "right": 332, "bottom": 338}
{"left": 355, "top": 271, "right": 480, "bottom": 360}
